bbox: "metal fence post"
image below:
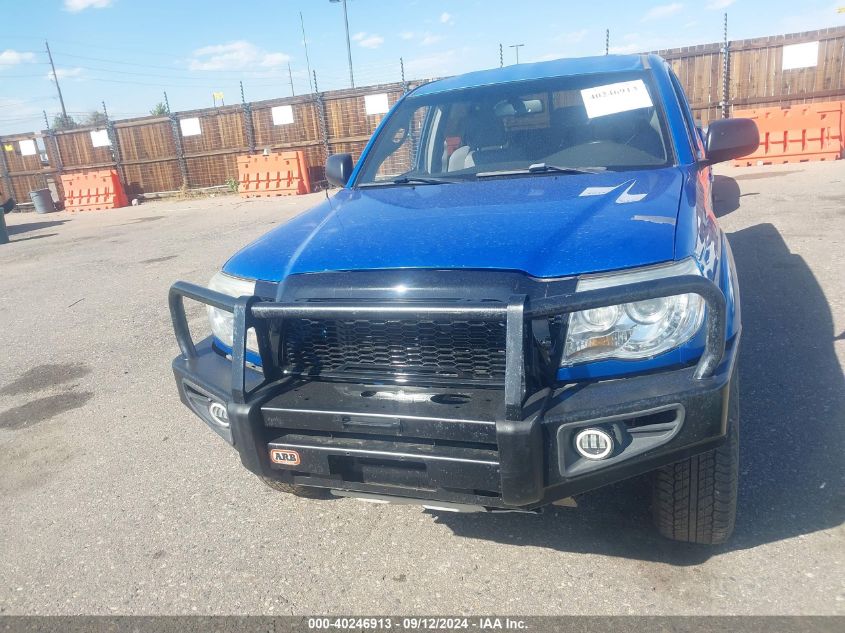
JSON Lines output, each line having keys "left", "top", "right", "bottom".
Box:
{"left": 313, "top": 71, "right": 331, "bottom": 166}
{"left": 0, "top": 141, "right": 14, "bottom": 203}
{"left": 103, "top": 101, "right": 126, "bottom": 186}
{"left": 43, "top": 128, "right": 64, "bottom": 205}
{"left": 241, "top": 81, "right": 256, "bottom": 154}
{"left": 400, "top": 57, "right": 408, "bottom": 93}
{"left": 169, "top": 113, "right": 189, "bottom": 190}
{"left": 45, "top": 129, "right": 63, "bottom": 174}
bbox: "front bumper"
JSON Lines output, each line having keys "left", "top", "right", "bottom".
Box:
{"left": 169, "top": 275, "right": 736, "bottom": 510}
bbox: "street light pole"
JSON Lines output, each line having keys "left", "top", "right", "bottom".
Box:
{"left": 330, "top": 0, "right": 355, "bottom": 88}
{"left": 509, "top": 43, "right": 525, "bottom": 65}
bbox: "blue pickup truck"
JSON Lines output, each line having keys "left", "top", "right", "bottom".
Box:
{"left": 169, "top": 54, "right": 758, "bottom": 544}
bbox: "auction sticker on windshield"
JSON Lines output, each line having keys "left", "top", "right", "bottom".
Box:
{"left": 581, "top": 79, "right": 653, "bottom": 118}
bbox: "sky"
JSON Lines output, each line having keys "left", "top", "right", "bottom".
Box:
{"left": 0, "top": 0, "right": 843, "bottom": 134}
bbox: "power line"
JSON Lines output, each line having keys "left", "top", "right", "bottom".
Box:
{"left": 74, "top": 76, "right": 241, "bottom": 88}
{"left": 51, "top": 50, "right": 269, "bottom": 77}
{"left": 0, "top": 97, "right": 57, "bottom": 109}
{"left": 0, "top": 73, "right": 52, "bottom": 78}
{"left": 0, "top": 35, "right": 180, "bottom": 56}
{"left": 51, "top": 62, "right": 287, "bottom": 81}
{"left": 50, "top": 50, "right": 313, "bottom": 82}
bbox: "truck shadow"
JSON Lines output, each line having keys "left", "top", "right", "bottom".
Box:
{"left": 432, "top": 222, "right": 844, "bottom": 564}
{"left": 713, "top": 175, "right": 762, "bottom": 218}
{"left": 6, "top": 219, "right": 67, "bottom": 236}
{"left": 712, "top": 175, "right": 741, "bottom": 217}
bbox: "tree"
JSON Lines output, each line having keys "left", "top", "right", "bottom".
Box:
{"left": 52, "top": 113, "right": 78, "bottom": 130}
{"left": 150, "top": 102, "right": 169, "bottom": 116}
{"left": 82, "top": 111, "right": 108, "bottom": 127}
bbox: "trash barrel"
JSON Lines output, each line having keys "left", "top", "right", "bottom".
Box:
{"left": 29, "top": 189, "right": 55, "bottom": 214}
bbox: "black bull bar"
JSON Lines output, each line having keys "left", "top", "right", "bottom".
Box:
{"left": 169, "top": 274, "right": 726, "bottom": 506}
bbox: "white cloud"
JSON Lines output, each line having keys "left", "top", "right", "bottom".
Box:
{"left": 189, "top": 41, "right": 290, "bottom": 71}
{"left": 642, "top": 3, "right": 684, "bottom": 20}
{"left": 64, "top": 0, "right": 113, "bottom": 12}
{"left": 260, "top": 53, "right": 289, "bottom": 67}
{"left": 0, "top": 49, "right": 36, "bottom": 66}
{"left": 706, "top": 0, "right": 734, "bottom": 8}
{"left": 420, "top": 32, "right": 442, "bottom": 46}
{"left": 400, "top": 31, "right": 415, "bottom": 40}
{"left": 352, "top": 32, "right": 384, "bottom": 49}
{"left": 561, "top": 29, "right": 588, "bottom": 43}
{"left": 604, "top": 33, "right": 648, "bottom": 54}
{"left": 359, "top": 35, "right": 384, "bottom": 49}
{"left": 608, "top": 42, "right": 643, "bottom": 54}
{"left": 46, "top": 67, "right": 84, "bottom": 80}
{"left": 405, "top": 50, "right": 459, "bottom": 78}
{"left": 440, "top": 12, "right": 454, "bottom": 25}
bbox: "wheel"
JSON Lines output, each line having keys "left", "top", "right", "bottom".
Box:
{"left": 651, "top": 377, "right": 739, "bottom": 544}
{"left": 259, "top": 476, "right": 331, "bottom": 499}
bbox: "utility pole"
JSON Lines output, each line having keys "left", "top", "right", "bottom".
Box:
{"left": 299, "top": 12, "right": 314, "bottom": 93}
{"left": 605, "top": 29, "right": 610, "bottom": 55}
{"left": 45, "top": 40, "right": 67, "bottom": 120}
{"left": 287, "top": 62, "right": 295, "bottom": 96}
{"left": 330, "top": 0, "right": 355, "bottom": 88}
{"left": 509, "top": 43, "right": 525, "bottom": 65}
{"left": 499, "top": 43, "right": 504, "bottom": 68}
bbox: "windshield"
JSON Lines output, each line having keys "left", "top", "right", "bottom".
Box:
{"left": 354, "top": 71, "right": 673, "bottom": 186}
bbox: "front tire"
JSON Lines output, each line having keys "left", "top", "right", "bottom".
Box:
{"left": 651, "top": 378, "right": 739, "bottom": 544}
{"left": 259, "top": 476, "right": 331, "bottom": 499}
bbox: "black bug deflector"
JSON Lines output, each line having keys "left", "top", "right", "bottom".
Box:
{"left": 169, "top": 274, "right": 733, "bottom": 509}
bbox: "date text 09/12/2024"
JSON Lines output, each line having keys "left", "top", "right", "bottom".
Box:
{"left": 307, "top": 617, "right": 528, "bottom": 630}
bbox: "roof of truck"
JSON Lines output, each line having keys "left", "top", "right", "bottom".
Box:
{"left": 412, "top": 54, "right": 653, "bottom": 97}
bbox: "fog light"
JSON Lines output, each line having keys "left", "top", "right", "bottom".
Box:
{"left": 208, "top": 401, "right": 229, "bottom": 427}
{"left": 574, "top": 428, "right": 614, "bottom": 460}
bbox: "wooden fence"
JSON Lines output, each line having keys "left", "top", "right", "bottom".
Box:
{"left": 1, "top": 26, "right": 843, "bottom": 206}
{"left": 658, "top": 26, "right": 845, "bottom": 124}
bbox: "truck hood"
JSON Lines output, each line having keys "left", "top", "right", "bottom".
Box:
{"left": 224, "top": 168, "right": 683, "bottom": 282}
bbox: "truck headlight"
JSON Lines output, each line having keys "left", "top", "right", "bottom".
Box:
{"left": 561, "top": 259, "right": 706, "bottom": 366}
{"left": 207, "top": 271, "right": 258, "bottom": 353}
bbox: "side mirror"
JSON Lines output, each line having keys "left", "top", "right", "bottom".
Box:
{"left": 703, "top": 118, "right": 759, "bottom": 165}
{"left": 1, "top": 197, "right": 15, "bottom": 214}
{"left": 325, "top": 153, "right": 354, "bottom": 187}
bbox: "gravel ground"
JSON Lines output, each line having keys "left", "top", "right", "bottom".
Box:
{"left": 0, "top": 162, "right": 842, "bottom": 615}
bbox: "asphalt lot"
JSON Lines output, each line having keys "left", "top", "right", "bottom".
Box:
{"left": 0, "top": 162, "right": 842, "bottom": 615}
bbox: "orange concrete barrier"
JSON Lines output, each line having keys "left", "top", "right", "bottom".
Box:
{"left": 60, "top": 169, "right": 128, "bottom": 211}
{"left": 237, "top": 150, "right": 312, "bottom": 197}
{"left": 732, "top": 101, "right": 843, "bottom": 166}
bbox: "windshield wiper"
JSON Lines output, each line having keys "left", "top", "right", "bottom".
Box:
{"left": 391, "top": 176, "right": 457, "bottom": 185}
{"left": 528, "top": 163, "right": 605, "bottom": 174}
{"left": 476, "top": 163, "right": 606, "bottom": 178}
{"left": 357, "top": 175, "right": 457, "bottom": 187}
